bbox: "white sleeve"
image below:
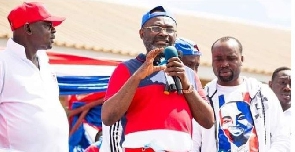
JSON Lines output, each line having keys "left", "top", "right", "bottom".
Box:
{"left": 100, "top": 120, "right": 123, "bottom": 152}
{"left": 191, "top": 120, "right": 202, "bottom": 152}
{"left": 264, "top": 86, "right": 290, "bottom": 152}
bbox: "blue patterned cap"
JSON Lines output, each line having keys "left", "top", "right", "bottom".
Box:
{"left": 141, "top": 6, "right": 176, "bottom": 27}
{"left": 175, "top": 37, "right": 202, "bottom": 56}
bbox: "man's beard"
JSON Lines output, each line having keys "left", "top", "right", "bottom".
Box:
{"left": 145, "top": 43, "right": 165, "bottom": 66}
{"left": 218, "top": 70, "right": 234, "bottom": 82}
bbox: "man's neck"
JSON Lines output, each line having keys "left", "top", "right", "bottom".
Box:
{"left": 25, "top": 50, "right": 39, "bottom": 69}
{"left": 281, "top": 103, "right": 291, "bottom": 112}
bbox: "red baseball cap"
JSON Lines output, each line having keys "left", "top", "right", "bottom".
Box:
{"left": 7, "top": 2, "right": 65, "bottom": 31}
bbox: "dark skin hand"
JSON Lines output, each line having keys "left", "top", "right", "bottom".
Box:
{"left": 165, "top": 57, "right": 214, "bottom": 128}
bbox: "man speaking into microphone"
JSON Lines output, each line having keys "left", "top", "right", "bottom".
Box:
{"left": 101, "top": 5, "right": 214, "bottom": 152}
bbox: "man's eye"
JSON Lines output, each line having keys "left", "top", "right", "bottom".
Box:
{"left": 228, "top": 57, "right": 237, "bottom": 61}
{"left": 166, "top": 28, "right": 174, "bottom": 33}
{"left": 151, "top": 27, "right": 161, "bottom": 32}
{"left": 279, "top": 81, "right": 287, "bottom": 85}
{"left": 213, "top": 58, "right": 222, "bottom": 61}
{"left": 44, "top": 23, "right": 52, "bottom": 29}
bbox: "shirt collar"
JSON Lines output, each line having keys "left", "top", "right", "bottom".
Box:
{"left": 284, "top": 108, "right": 292, "bottom": 115}
{"left": 6, "top": 38, "right": 28, "bottom": 60}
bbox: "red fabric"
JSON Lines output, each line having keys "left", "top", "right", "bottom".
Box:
{"left": 8, "top": 2, "right": 65, "bottom": 31}
{"left": 85, "top": 145, "right": 99, "bottom": 152}
{"left": 68, "top": 95, "right": 78, "bottom": 110}
{"left": 68, "top": 92, "right": 105, "bottom": 110}
{"left": 124, "top": 148, "right": 156, "bottom": 152}
{"left": 104, "top": 63, "right": 130, "bottom": 101}
{"left": 125, "top": 85, "right": 192, "bottom": 134}
{"left": 125, "top": 148, "right": 175, "bottom": 152}
{"left": 79, "top": 92, "right": 106, "bottom": 104}
{"left": 47, "top": 52, "right": 120, "bottom": 66}
{"left": 104, "top": 63, "right": 192, "bottom": 135}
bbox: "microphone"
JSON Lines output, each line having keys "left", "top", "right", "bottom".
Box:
{"left": 164, "top": 72, "right": 177, "bottom": 94}
{"left": 163, "top": 46, "right": 183, "bottom": 94}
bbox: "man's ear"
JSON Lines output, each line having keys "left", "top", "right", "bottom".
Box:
{"left": 240, "top": 55, "right": 244, "bottom": 66}
{"left": 23, "top": 23, "right": 32, "bottom": 35}
{"left": 269, "top": 81, "right": 272, "bottom": 88}
{"left": 139, "top": 29, "right": 143, "bottom": 39}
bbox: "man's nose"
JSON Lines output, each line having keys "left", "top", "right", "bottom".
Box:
{"left": 220, "top": 60, "right": 229, "bottom": 68}
{"left": 283, "top": 83, "right": 291, "bottom": 91}
{"left": 51, "top": 26, "right": 56, "bottom": 34}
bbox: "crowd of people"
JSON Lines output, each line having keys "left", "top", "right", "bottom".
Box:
{"left": 0, "top": 2, "right": 291, "bottom": 152}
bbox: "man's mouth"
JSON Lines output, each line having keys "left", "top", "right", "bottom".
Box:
{"left": 50, "top": 36, "right": 55, "bottom": 43}
{"left": 155, "top": 40, "right": 169, "bottom": 45}
{"left": 281, "top": 93, "right": 291, "bottom": 100}
{"left": 219, "top": 69, "right": 232, "bottom": 77}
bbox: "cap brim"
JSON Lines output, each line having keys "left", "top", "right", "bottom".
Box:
{"left": 193, "top": 52, "right": 202, "bottom": 56}
{"left": 44, "top": 16, "right": 66, "bottom": 27}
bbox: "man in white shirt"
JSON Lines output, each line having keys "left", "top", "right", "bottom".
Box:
{"left": 191, "top": 36, "right": 290, "bottom": 152}
{"left": 269, "top": 66, "right": 291, "bottom": 145}
{"left": 269, "top": 67, "right": 291, "bottom": 116}
{"left": 0, "top": 2, "right": 69, "bottom": 152}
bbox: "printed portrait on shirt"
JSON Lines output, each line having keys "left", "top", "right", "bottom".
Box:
{"left": 217, "top": 94, "right": 258, "bottom": 152}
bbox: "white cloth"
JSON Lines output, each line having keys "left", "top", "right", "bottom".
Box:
{"left": 284, "top": 108, "right": 291, "bottom": 120}
{"left": 191, "top": 120, "right": 216, "bottom": 152}
{"left": 191, "top": 77, "right": 290, "bottom": 152}
{"left": 0, "top": 39, "right": 69, "bottom": 152}
{"left": 100, "top": 121, "right": 123, "bottom": 152}
{"left": 284, "top": 108, "right": 292, "bottom": 138}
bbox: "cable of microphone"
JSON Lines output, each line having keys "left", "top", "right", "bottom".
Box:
{"left": 164, "top": 72, "right": 177, "bottom": 93}
{"left": 173, "top": 75, "right": 183, "bottom": 94}
{"left": 164, "top": 46, "right": 183, "bottom": 94}
{"left": 158, "top": 52, "right": 175, "bottom": 94}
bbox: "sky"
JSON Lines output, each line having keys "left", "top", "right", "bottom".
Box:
{"left": 94, "top": 0, "right": 291, "bottom": 30}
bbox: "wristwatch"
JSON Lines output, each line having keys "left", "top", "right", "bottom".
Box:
{"left": 182, "top": 84, "right": 194, "bottom": 94}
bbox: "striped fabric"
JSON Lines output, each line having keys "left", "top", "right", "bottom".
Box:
{"left": 104, "top": 54, "right": 198, "bottom": 151}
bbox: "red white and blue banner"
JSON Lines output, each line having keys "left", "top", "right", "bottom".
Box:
{"left": 48, "top": 52, "right": 120, "bottom": 95}
{"left": 48, "top": 52, "right": 120, "bottom": 152}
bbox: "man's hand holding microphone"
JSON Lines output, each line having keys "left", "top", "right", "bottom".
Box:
{"left": 134, "top": 46, "right": 191, "bottom": 94}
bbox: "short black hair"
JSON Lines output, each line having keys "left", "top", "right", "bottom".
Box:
{"left": 271, "top": 66, "right": 291, "bottom": 81}
{"left": 211, "top": 36, "right": 243, "bottom": 54}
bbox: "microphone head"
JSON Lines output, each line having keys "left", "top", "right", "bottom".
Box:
{"left": 164, "top": 46, "right": 178, "bottom": 61}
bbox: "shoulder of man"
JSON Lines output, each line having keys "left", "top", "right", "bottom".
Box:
{"left": 243, "top": 77, "right": 273, "bottom": 97}
{"left": 203, "top": 78, "right": 218, "bottom": 96}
